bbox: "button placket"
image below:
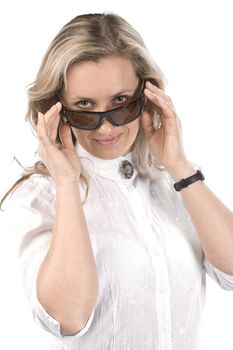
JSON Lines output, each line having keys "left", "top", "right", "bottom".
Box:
{"left": 118, "top": 185, "right": 173, "bottom": 350}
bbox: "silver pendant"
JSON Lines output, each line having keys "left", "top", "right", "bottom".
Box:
{"left": 119, "top": 160, "right": 134, "bottom": 179}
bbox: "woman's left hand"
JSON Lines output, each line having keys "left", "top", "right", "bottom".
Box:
{"left": 141, "top": 81, "right": 192, "bottom": 176}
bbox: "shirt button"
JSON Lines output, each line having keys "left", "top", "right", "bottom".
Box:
{"left": 153, "top": 247, "right": 162, "bottom": 256}
{"left": 158, "top": 284, "right": 166, "bottom": 293}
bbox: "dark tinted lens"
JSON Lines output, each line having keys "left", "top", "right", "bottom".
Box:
{"left": 65, "top": 110, "right": 100, "bottom": 129}
{"left": 111, "top": 97, "right": 144, "bottom": 125}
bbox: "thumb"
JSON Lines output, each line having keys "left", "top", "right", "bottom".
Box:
{"left": 141, "top": 111, "right": 155, "bottom": 140}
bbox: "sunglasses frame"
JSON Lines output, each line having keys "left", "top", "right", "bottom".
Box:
{"left": 61, "top": 81, "right": 145, "bottom": 130}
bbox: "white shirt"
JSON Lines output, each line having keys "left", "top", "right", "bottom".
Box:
{"left": 5, "top": 145, "right": 233, "bottom": 350}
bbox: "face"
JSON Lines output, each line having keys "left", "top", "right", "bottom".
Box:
{"left": 62, "top": 56, "right": 141, "bottom": 159}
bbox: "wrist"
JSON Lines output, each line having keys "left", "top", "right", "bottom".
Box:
{"left": 56, "top": 178, "right": 80, "bottom": 192}
{"left": 167, "top": 162, "right": 196, "bottom": 182}
{"left": 173, "top": 170, "right": 205, "bottom": 191}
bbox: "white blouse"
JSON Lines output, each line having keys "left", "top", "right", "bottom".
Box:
{"left": 5, "top": 145, "right": 233, "bottom": 350}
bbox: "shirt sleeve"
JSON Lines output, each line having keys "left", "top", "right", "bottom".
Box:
{"left": 203, "top": 256, "right": 233, "bottom": 291}
{"left": 163, "top": 168, "right": 233, "bottom": 292}
{"left": 6, "top": 175, "right": 95, "bottom": 339}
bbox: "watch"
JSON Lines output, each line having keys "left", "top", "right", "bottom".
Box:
{"left": 173, "top": 170, "right": 205, "bottom": 191}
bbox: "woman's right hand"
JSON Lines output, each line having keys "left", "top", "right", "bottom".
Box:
{"left": 36, "top": 102, "right": 81, "bottom": 186}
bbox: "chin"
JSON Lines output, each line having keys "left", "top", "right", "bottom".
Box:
{"left": 93, "top": 150, "right": 126, "bottom": 160}
{"left": 91, "top": 146, "right": 132, "bottom": 159}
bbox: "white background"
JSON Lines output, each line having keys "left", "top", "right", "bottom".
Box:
{"left": 0, "top": 0, "right": 233, "bottom": 349}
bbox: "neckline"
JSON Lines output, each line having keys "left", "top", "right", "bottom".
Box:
{"left": 76, "top": 143, "right": 138, "bottom": 182}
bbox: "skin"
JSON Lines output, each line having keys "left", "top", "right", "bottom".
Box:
{"left": 36, "top": 55, "right": 233, "bottom": 335}
{"left": 63, "top": 57, "right": 141, "bottom": 160}
{"left": 37, "top": 55, "right": 191, "bottom": 182}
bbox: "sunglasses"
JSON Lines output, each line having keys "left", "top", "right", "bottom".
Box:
{"left": 60, "top": 81, "right": 145, "bottom": 130}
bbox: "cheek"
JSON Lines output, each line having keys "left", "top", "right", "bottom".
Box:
{"left": 72, "top": 128, "right": 87, "bottom": 136}
{"left": 71, "top": 128, "right": 91, "bottom": 144}
{"left": 128, "top": 119, "right": 140, "bottom": 137}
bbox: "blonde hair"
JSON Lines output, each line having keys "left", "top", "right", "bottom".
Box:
{"left": 1, "top": 12, "right": 167, "bottom": 207}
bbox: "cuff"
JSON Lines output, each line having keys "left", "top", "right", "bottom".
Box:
{"left": 204, "top": 257, "right": 233, "bottom": 291}
{"left": 31, "top": 284, "right": 95, "bottom": 338}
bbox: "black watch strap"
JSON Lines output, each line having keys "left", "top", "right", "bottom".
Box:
{"left": 174, "top": 170, "right": 205, "bottom": 191}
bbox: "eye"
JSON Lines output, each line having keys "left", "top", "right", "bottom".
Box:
{"left": 115, "top": 95, "right": 127, "bottom": 104}
{"left": 77, "top": 100, "right": 92, "bottom": 108}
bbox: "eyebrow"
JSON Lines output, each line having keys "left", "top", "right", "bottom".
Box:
{"left": 67, "top": 88, "right": 137, "bottom": 101}
{"left": 110, "top": 88, "right": 136, "bottom": 98}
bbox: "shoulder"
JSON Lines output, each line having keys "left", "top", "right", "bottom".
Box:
{"left": 1, "top": 175, "right": 56, "bottom": 237}
{"left": 7, "top": 174, "right": 56, "bottom": 210}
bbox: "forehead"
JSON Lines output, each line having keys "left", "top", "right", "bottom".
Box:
{"left": 64, "top": 56, "right": 139, "bottom": 99}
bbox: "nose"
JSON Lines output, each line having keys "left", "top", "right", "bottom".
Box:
{"left": 96, "top": 118, "right": 115, "bottom": 135}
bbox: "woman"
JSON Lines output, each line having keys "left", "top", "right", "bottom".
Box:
{"left": 2, "top": 12, "right": 233, "bottom": 350}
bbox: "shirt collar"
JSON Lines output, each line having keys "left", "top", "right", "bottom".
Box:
{"left": 76, "top": 143, "right": 138, "bottom": 182}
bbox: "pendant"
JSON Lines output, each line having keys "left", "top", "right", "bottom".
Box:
{"left": 119, "top": 160, "right": 134, "bottom": 179}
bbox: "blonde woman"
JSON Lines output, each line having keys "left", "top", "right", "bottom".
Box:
{"left": 2, "top": 13, "right": 233, "bottom": 350}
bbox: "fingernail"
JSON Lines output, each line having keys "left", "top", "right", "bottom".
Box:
{"left": 54, "top": 102, "right": 62, "bottom": 110}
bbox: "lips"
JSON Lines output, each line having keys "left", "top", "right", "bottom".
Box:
{"left": 94, "top": 134, "right": 122, "bottom": 145}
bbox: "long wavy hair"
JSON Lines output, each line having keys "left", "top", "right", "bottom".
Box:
{"left": 1, "top": 12, "right": 167, "bottom": 207}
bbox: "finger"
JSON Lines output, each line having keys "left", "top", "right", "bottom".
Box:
{"left": 40, "top": 102, "right": 62, "bottom": 141}
{"left": 145, "top": 81, "right": 173, "bottom": 105}
{"left": 145, "top": 80, "right": 163, "bottom": 93}
{"left": 43, "top": 102, "right": 62, "bottom": 131}
{"left": 141, "top": 111, "right": 156, "bottom": 140}
{"left": 50, "top": 113, "right": 61, "bottom": 142}
{"left": 44, "top": 102, "right": 62, "bottom": 120}
{"left": 145, "top": 81, "right": 176, "bottom": 108}
{"left": 59, "top": 124, "right": 75, "bottom": 150}
{"left": 144, "top": 88, "right": 176, "bottom": 119}
{"left": 37, "top": 112, "right": 53, "bottom": 147}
